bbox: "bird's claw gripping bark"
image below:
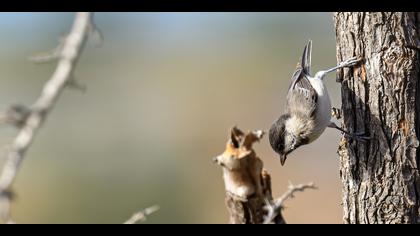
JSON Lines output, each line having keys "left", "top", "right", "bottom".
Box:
{"left": 340, "top": 56, "right": 362, "bottom": 67}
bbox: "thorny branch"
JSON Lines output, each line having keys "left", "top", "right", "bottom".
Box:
{"left": 124, "top": 205, "right": 160, "bottom": 224}
{"left": 263, "top": 182, "right": 317, "bottom": 224}
{"left": 0, "top": 12, "right": 95, "bottom": 223}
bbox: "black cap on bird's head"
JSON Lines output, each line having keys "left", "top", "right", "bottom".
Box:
{"left": 269, "top": 114, "right": 309, "bottom": 166}
{"left": 269, "top": 115, "right": 301, "bottom": 166}
{"left": 269, "top": 114, "right": 291, "bottom": 166}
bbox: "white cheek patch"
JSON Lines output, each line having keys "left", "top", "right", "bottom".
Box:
{"left": 285, "top": 116, "right": 305, "bottom": 136}
{"left": 282, "top": 131, "right": 293, "bottom": 150}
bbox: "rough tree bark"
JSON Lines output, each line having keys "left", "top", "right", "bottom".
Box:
{"left": 334, "top": 12, "right": 420, "bottom": 224}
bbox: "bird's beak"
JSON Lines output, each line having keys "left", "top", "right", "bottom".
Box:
{"left": 280, "top": 154, "right": 287, "bottom": 166}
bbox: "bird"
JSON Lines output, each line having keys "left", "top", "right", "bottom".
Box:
{"left": 268, "top": 40, "right": 368, "bottom": 166}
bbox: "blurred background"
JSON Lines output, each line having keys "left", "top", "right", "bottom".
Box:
{"left": 0, "top": 12, "right": 343, "bottom": 223}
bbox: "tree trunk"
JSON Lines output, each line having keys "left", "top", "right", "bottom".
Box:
{"left": 334, "top": 12, "right": 420, "bottom": 224}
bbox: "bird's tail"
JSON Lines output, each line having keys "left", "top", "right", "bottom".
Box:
{"left": 301, "top": 40, "right": 312, "bottom": 76}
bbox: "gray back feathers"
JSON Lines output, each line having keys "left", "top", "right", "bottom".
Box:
{"left": 286, "top": 40, "right": 317, "bottom": 119}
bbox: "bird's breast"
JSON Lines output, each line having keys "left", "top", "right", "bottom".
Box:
{"left": 307, "top": 77, "right": 331, "bottom": 141}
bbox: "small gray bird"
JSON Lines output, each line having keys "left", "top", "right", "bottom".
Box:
{"left": 269, "top": 40, "right": 367, "bottom": 166}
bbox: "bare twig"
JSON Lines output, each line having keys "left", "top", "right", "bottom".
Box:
{"left": 87, "top": 15, "right": 104, "bottom": 47}
{"left": 27, "top": 34, "right": 66, "bottom": 63}
{"left": 0, "top": 12, "right": 94, "bottom": 223}
{"left": 0, "top": 104, "right": 31, "bottom": 127}
{"left": 124, "top": 205, "right": 160, "bottom": 224}
{"left": 263, "top": 182, "right": 317, "bottom": 224}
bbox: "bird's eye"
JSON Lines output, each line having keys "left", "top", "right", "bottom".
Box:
{"left": 278, "top": 143, "right": 284, "bottom": 151}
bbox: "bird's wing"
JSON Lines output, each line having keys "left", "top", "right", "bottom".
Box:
{"left": 286, "top": 70, "right": 318, "bottom": 118}
{"left": 286, "top": 67, "right": 317, "bottom": 118}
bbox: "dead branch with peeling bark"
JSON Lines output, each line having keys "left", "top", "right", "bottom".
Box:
{"left": 214, "top": 126, "right": 316, "bottom": 224}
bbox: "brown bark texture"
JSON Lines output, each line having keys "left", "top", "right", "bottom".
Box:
{"left": 334, "top": 12, "right": 420, "bottom": 224}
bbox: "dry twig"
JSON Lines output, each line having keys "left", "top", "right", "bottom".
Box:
{"left": 124, "top": 205, "right": 160, "bottom": 224}
{"left": 263, "top": 182, "right": 317, "bottom": 224}
{"left": 0, "top": 12, "right": 95, "bottom": 223}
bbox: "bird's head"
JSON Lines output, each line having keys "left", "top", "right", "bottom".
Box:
{"left": 269, "top": 114, "right": 308, "bottom": 165}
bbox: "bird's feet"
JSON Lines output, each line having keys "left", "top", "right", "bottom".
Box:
{"left": 339, "top": 56, "right": 362, "bottom": 68}
{"left": 331, "top": 107, "right": 342, "bottom": 120}
{"left": 328, "top": 122, "right": 371, "bottom": 142}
